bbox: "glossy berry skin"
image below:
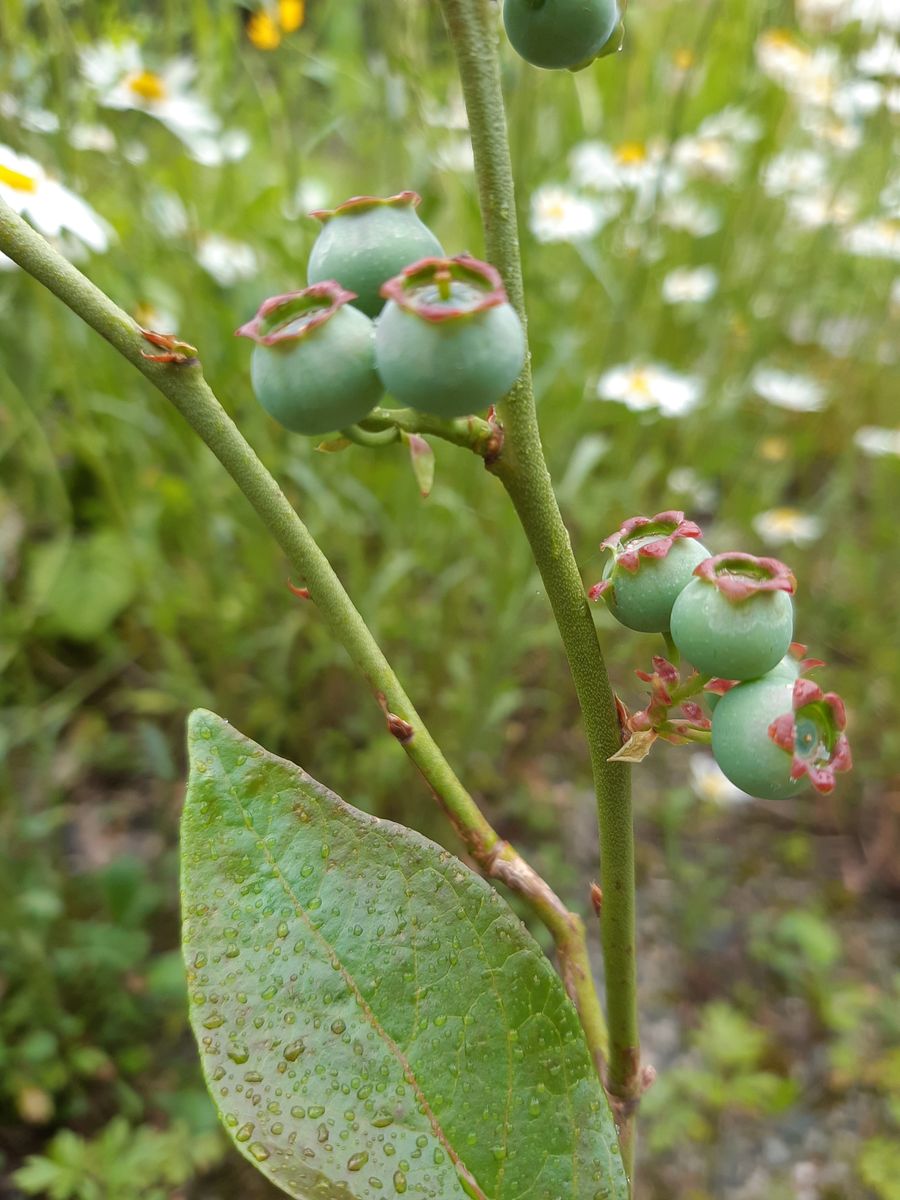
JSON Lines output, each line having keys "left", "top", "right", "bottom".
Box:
{"left": 375, "top": 256, "right": 526, "bottom": 418}
{"left": 670, "top": 553, "right": 795, "bottom": 680}
{"left": 711, "top": 676, "right": 804, "bottom": 800}
{"left": 503, "top": 0, "right": 620, "bottom": 71}
{"left": 602, "top": 538, "right": 710, "bottom": 633}
{"left": 307, "top": 192, "right": 444, "bottom": 318}
{"left": 236, "top": 285, "right": 383, "bottom": 435}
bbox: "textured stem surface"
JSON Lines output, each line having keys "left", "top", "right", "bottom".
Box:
{"left": 0, "top": 194, "right": 610, "bottom": 1071}
{"left": 437, "top": 0, "right": 642, "bottom": 1168}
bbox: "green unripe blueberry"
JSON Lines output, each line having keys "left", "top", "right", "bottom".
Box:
{"left": 711, "top": 675, "right": 805, "bottom": 800}
{"left": 307, "top": 192, "right": 444, "bottom": 318}
{"left": 236, "top": 284, "right": 383, "bottom": 436}
{"left": 503, "top": 0, "right": 620, "bottom": 71}
{"left": 375, "top": 256, "right": 526, "bottom": 419}
{"left": 670, "top": 553, "right": 796, "bottom": 680}
{"left": 590, "top": 511, "right": 710, "bottom": 633}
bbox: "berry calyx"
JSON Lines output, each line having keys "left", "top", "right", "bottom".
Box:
{"left": 589, "top": 511, "right": 710, "bottom": 633}
{"left": 670, "top": 552, "right": 796, "bottom": 680}
{"left": 307, "top": 192, "right": 444, "bottom": 318}
{"left": 236, "top": 284, "right": 383, "bottom": 435}
{"left": 711, "top": 668, "right": 851, "bottom": 799}
{"left": 503, "top": 0, "right": 620, "bottom": 71}
{"left": 374, "top": 256, "right": 526, "bottom": 418}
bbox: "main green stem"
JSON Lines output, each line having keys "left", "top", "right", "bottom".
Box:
{"left": 438, "top": 0, "right": 641, "bottom": 1163}
{"left": 0, "top": 193, "right": 610, "bottom": 1078}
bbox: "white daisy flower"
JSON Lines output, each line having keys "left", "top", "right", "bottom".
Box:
{"left": 857, "top": 34, "right": 900, "bottom": 77}
{"left": 842, "top": 218, "right": 900, "bottom": 261}
{"left": 659, "top": 195, "right": 722, "bottom": 237}
{"left": 0, "top": 93, "right": 59, "bottom": 133}
{"left": 800, "top": 109, "right": 863, "bottom": 153}
{"left": 762, "top": 149, "right": 829, "bottom": 197}
{"left": 854, "top": 425, "right": 900, "bottom": 456}
{"left": 752, "top": 507, "right": 824, "bottom": 546}
{"left": 596, "top": 363, "right": 702, "bottom": 417}
{"left": 672, "top": 134, "right": 741, "bottom": 184}
{"left": 787, "top": 189, "right": 857, "bottom": 229}
{"left": 80, "top": 39, "right": 220, "bottom": 152}
{"left": 852, "top": 0, "right": 900, "bottom": 32}
{"left": 196, "top": 234, "right": 258, "bottom": 286}
{"left": 697, "top": 106, "right": 763, "bottom": 143}
{"left": 570, "top": 141, "right": 621, "bottom": 192}
{"left": 186, "top": 129, "right": 251, "bottom": 168}
{"left": 832, "top": 77, "right": 884, "bottom": 119}
{"left": 689, "top": 755, "right": 753, "bottom": 805}
{"left": 529, "top": 185, "right": 616, "bottom": 243}
{"left": 68, "top": 123, "right": 117, "bottom": 153}
{"left": 751, "top": 365, "right": 826, "bottom": 412}
{"left": 661, "top": 265, "right": 718, "bottom": 304}
{"left": 0, "top": 143, "right": 111, "bottom": 254}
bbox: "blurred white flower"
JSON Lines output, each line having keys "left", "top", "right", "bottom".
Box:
{"left": 752, "top": 507, "right": 824, "bottom": 546}
{"left": 422, "top": 92, "right": 468, "bottom": 130}
{"left": 756, "top": 30, "right": 814, "bottom": 88}
{"left": 570, "top": 141, "right": 621, "bottom": 191}
{"left": 434, "top": 136, "right": 475, "bottom": 174}
{"left": 80, "top": 40, "right": 222, "bottom": 153}
{"left": 787, "top": 189, "right": 857, "bottom": 229}
{"left": 529, "top": 185, "right": 615, "bottom": 243}
{"left": 761, "top": 149, "right": 829, "bottom": 197}
{"left": 752, "top": 365, "right": 826, "bottom": 412}
{"left": 800, "top": 109, "right": 863, "bottom": 153}
{"left": 672, "top": 133, "right": 741, "bottom": 183}
{"left": 667, "top": 466, "right": 717, "bottom": 510}
{"left": 788, "top": 310, "right": 869, "bottom": 356}
{"left": 857, "top": 34, "right": 900, "bottom": 77}
{"left": 853, "top": 0, "right": 900, "bottom": 32}
{"left": 661, "top": 265, "right": 718, "bottom": 304}
{"left": 186, "top": 129, "right": 251, "bottom": 168}
{"left": 293, "top": 178, "right": 330, "bottom": 216}
{"left": 0, "top": 93, "right": 59, "bottom": 133}
{"left": 698, "top": 106, "right": 763, "bottom": 143}
{"left": 843, "top": 218, "right": 900, "bottom": 261}
{"left": 596, "top": 363, "right": 702, "bottom": 417}
{"left": 68, "top": 123, "right": 117, "bottom": 153}
{"left": 196, "top": 234, "right": 258, "bottom": 286}
{"left": 886, "top": 86, "right": 900, "bottom": 112}
{"left": 0, "top": 143, "right": 111, "bottom": 254}
{"left": 689, "top": 755, "right": 752, "bottom": 805}
{"left": 145, "top": 187, "right": 189, "bottom": 237}
{"left": 854, "top": 425, "right": 900, "bottom": 456}
{"left": 832, "top": 77, "right": 884, "bottom": 120}
{"left": 659, "top": 195, "right": 722, "bottom": 237}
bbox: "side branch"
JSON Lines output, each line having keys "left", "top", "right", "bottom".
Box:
{"left": 0, "top": 195, "right": 608, "bottom": 1077}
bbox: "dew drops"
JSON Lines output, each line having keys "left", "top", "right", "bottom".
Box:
{"left": 283, "top": 1039, "right": 305, "bottom": 1061}
{"left": 227, "top": 1045, "right": 250, "bottom": 1064}
{"left": 371, "top": 1111, "right": 393, "bottom": 1128}
{"left": 276, "top": 921, "right": 289, "bottom": 939}
{"left": 202, "top": 1013, "right": 225, "bottom": 1029}
{"left": 331, "top": 1019, "right": 346, "bottom": 1035}
{"left": 347, "top": 1152, "right": 369, "bottom": 1172}
{"left": 248, "top": 1142, "right": 270, "bottom": 1162}
{"left": 308, "top": 1105, "right": 325, "bottom": 1119}
{"left": 393, "top": 1169, "right": 407, "bottom": 1193}
{"left": 236, "top": 1122, "right": 254, "bottom": 1143}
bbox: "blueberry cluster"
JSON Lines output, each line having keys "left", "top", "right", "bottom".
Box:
{"left": 236, "top": 192, "right": 526, "bottom": 436}
{"left": 591, "top": 512, "right": 852, "bottom": 800}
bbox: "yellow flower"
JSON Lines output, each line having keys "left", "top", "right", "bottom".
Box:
{"left": 246, "top": 0, "right": 306, "bottom": 50}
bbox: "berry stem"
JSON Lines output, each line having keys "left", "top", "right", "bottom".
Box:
{"left": 359, "top": 405, "right": 501, "bottom": 457}
{"left": 0, "top": 190, "right": 611, "bottom": 1101}
{"left": 439, "top": 0, "right": 641, "bottom": 1174}
{"left": 340, "top": 423, "right": 401, "bottom": 448}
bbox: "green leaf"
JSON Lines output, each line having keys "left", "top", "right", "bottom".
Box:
{"left": 181, "top": 710, "right": 627, "bottom": 1200}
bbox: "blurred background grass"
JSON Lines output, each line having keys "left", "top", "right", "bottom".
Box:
{"left": 1, "top": 0, "right": 899, "bottom": 1196}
